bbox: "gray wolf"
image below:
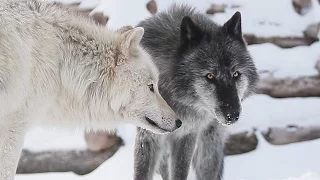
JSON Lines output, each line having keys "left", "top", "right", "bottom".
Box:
{"left": 134, "top": 4, "right": 258, "bottom": 180}
{"left": 0, "top": 0, "right": 181, "bottom": 179}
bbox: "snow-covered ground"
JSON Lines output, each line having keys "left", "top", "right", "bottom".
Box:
{"left": 17, "top": 0, "right": 320, "bottom": 179}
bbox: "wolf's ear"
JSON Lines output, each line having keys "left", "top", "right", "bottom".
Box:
{"left": 120, "top": 27, "right": 144, "bottom": 50}
{"left": 223, "top": 11, "right": 242, "bottom": 38}
{"left": 117, "top": 25, "right": 134, "bottom": 34}
{"left": 180, "top": 16, "right": 203, "bottom": 51}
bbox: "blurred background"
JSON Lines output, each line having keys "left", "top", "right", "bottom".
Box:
{"left": 16, "top": 0, "right": 320, "bottom": 180}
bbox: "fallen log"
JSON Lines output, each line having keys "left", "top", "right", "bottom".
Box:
{"left": 243, "top": 34, "right": 318, "bottom": 48}
{"left": 256, "top": 74, "right": 320, "bottom": 98}
{"left": 262, "top": 125, "right": 320, "bottom": 145}
{"left": 224, "top": 130, "right": 258, "bottom": 155}
{"left": 17, "top": 142, "right": 122, "bottom": 175}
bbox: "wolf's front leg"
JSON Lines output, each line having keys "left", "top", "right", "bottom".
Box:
{"left": 193, "top": 123, "right": 226, "bottom": 180}
{"left": 169, "top": 133, "right": 197, "bottom": 180}
{"left": 0, "top": 117, "right": 27, "bottom": 180}
{"left": 134, "top": 128, "right": 161, "bottom": 180}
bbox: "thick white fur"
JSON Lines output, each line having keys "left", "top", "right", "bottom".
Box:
{"left": 0, "top": 0, "right": 178, "bottom": 179}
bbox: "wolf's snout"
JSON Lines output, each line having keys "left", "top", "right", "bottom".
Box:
{"left": 225, "top": 111, "right": 240, "bottom": 124}
{"left": 221, "top": 104, "right": 241, "bottom": 125}
{"left": 175, "top": 119, "right": 182, "bottom": 128}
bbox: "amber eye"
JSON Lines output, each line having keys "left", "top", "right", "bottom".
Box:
{"left": 233, "top": 71, "right": 240, "bottom": 78}
{"left": 148, "top": 84, "right": 154, "bottom": 92}
{"left": 206, "top": 73, "right": 214, "bottom": 80}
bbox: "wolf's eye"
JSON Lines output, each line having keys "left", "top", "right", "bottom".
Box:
{"left": 233, "top": 71, "right": 241, "bottom": 78}
{"left": 148, "top": 84, "right": 154, "bottom": 92}
{"left": 206, "top": 73, "right": 215, "bottom": 80}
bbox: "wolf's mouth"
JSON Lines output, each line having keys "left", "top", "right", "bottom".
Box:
{"left": 145, "top": 116, "right": 169, "bottom": 132}
{"left": 145, "top": 116, "right": 157, "bottom": 126}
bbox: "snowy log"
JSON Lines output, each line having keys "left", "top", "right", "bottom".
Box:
{"left": 224, "top": 130, "right": 258, "bottom": 155}
{"left": 243, "top": 34, "right": 318, "bottom": 48}
{"left": 262, "top": 125, "right": 320, "bottom": 145}
{"left": 256, "top": 74, "right": 320, "bottom": 98}
{"left": 17, "top": 143, "right": 122, "bottom": 175}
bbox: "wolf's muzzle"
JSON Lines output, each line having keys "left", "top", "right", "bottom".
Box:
{"left": 220, "top": 104, "right": 241, "bottom": 125}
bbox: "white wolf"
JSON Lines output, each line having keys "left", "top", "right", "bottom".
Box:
{"left": 0, "top": 0, "right": 181, "bottom": 179}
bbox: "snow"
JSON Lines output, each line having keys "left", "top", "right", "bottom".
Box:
{"left": 212, "top": 0, "right": 320, "bottom": 37}
{"left": 249, "top": 42, "right": 320, "bottom": 78}
{"left": 224, "top": 134, "right": 320, "bottom": 180}
{"left": 231, "top": 95, "right": 320, "bottom": 133}
{"left": 23, "top": 128, "right": 87, "bottom": 151}
{"left": 16, "top": 0, "right": 320, "bottom": 179}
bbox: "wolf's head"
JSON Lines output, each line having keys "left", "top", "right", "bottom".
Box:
{"left": 109, "top": 27, "right": 182, "bottom": 133}
{"left": 175, "top": 12, "right": 258, "bottom": 125}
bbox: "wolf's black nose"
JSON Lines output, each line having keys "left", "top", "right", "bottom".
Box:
{"left": 226, "top": 111, "right": 240, "bottom": 124}
{"left": 175, "top": 119, "right": 182, "bottom": 128}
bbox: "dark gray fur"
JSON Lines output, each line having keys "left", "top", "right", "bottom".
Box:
{"left": 134, "top": 4, "right": 258, "bottom": 180}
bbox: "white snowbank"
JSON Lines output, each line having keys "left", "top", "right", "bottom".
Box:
{"left": 224, "top": 134, "right": 320, "bottom": 180}
{"left": 249, "top": 42, "right": 320, "bottom": 78}
{"left": 277, "top": 172, "right": 320, "bottom": 180}
{"left": 23, "top": 128, "right": 87, "bottom": 151}
{"left": 232, "top": 95, "right": 320, "bottom": 133}
{"left": 212, "top": 0, "right": 320, "bottom": 37}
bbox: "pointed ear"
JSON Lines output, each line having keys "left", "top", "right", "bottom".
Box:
{"left": 120, "top": 27, "right": 144, "bottom": 50}
{"left": 116, "top": 25, "right": 134, "bottom": 34}
{"left": 223, "top": 11, "right": 242, "bottom": 37}
{"left": 180, "top": 16, "right": 203, "bottom": 51}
